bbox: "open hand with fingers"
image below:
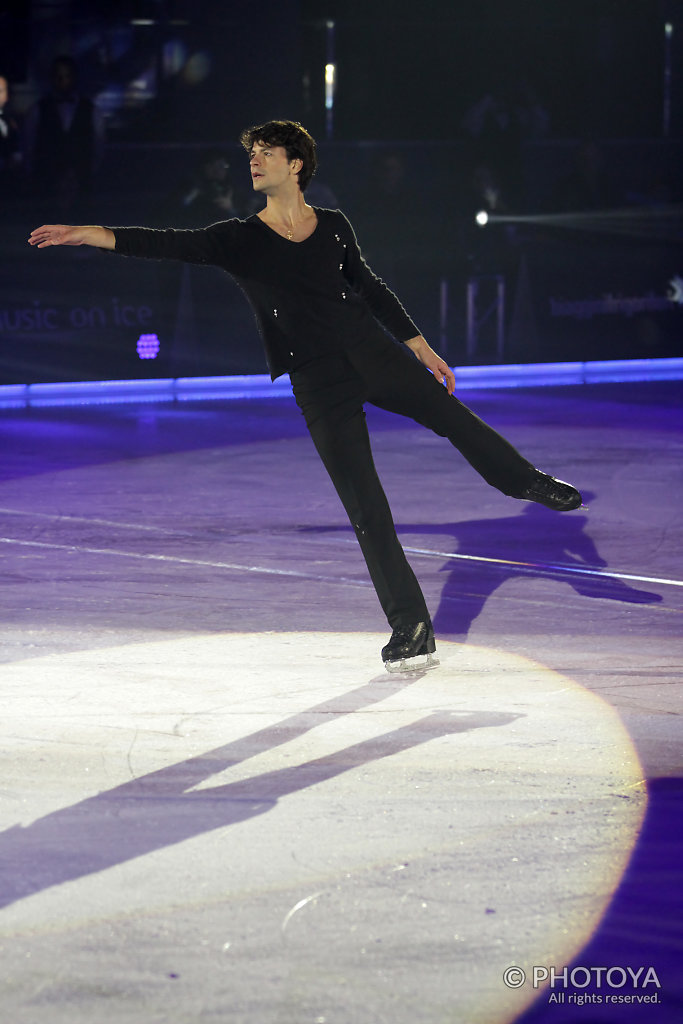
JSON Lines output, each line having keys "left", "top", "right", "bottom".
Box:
{"left": 28, "top": 224, "right": 115, "bottom": 249}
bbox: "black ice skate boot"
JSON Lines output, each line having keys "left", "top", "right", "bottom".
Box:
{"left": 519, "top": 470, "right": 583, "bottom": 512}
{"left": 381, "top": 621, "right": 439, "bottom": 673}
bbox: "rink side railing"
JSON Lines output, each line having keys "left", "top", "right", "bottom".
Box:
{"left": 1, "top": 357, "right": 682, "bottom": 409}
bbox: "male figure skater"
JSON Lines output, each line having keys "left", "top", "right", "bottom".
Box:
{"left": 29, "top": 119, "right": 582, "bottom": 672}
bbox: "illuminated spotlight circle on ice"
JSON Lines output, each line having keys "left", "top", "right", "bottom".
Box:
{"left": 0, "top": 633, "right": 645, "bottom": 1023}
{"left": 475, "top": 209, "right": 489, "bottom": 227}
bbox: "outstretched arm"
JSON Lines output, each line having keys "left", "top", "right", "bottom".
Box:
{"left": 28, "top": 224, "right": 115, "bottom": 250}
{"left": 405, "top": 335, "right": 456, "bottom": 395}
{"left": 30, "top": 221, "right": 239, "bottom": 269}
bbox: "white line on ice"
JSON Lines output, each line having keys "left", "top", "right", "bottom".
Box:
{"left": 0, "top": 535, "right": 372, "bottom": 589}
{"left": 400, "top": 545, "right": 682, "bottom": 588}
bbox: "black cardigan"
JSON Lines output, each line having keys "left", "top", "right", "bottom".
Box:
{"left": 110, "top": 207, "right": 420, "bottom": 380}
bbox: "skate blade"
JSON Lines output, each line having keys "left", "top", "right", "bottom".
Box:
{"left": 384, "top": 652, "right": 440, "bottom": 675}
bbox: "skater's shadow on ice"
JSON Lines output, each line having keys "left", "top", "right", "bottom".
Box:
{"left": 427, "top": 498, "right": 663, "bottom": 637}
{"left": 0, "top": 675, "right": 519, "bottom": 911}
{"left": 302, "top": 494, "right": 663, "bottom": 639}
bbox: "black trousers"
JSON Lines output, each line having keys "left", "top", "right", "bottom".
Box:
{"left": 290, "top": 335, "right": 535, "bottom": 629}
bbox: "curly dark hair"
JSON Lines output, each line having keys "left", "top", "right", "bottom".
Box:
{"left": 239, "top": 119, "right": 318, "bottom": 192}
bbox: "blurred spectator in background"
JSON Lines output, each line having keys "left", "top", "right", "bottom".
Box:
{"left": 24, "top": 55, "right": 105, "bottom": 215}
{"left": 351, "top": 149, "right": 438, "bottom": 338}
{"left": 357, "top": 151, "right": 413, "bottom": 230}
{"left": 468, "top": 162, "right": 509, "bottom": 218}
{"left": 0, "top": 73, "right": 22, "bottom": 198}
{"left": 354, "top": 151, "right": 430, "bottom": 277}
{"left": 459, "top": 160, "right": 519, "bottom": 278}
{"left": 462, "top": 77, "right": 549, "bottom": 212}
{"left": 553, "top": 140, "right": 616, "bottom": 212}
{"left": 299, "top": 174, "right": 338, "bottom": 212}
{"left": 158, "top": 149, "right": 241, "bottom": 227}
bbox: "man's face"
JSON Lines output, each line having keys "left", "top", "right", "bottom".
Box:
{"left": 0, "top": 78, "right": 8, "bottom": 107}
{"left": 249, "top": 142, "right": 299, "bottom": 193}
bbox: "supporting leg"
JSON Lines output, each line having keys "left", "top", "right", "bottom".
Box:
{"left": 291, "top": 358, "right": 430, "bottom": 629}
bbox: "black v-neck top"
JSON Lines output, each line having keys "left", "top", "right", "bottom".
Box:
{"left": 110, "top": 207, "right": 420, "bottom": 380}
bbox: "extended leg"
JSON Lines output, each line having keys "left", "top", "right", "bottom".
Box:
{"left": 359, "top": 342, "right": 581, "bottom": 508}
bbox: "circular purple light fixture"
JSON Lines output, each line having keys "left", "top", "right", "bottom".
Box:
{"left": 137, "top": 333, "right": 161, "bottom": 359}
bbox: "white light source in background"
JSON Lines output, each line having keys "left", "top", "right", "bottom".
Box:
{"left": 325, "top": 63, "right": 336, "bottom": 110}
{"left": 475, "top": 210, "right": 489, "bottom": 227}
{"left": 325, "top": 19, "right": 336, "bottom": 139}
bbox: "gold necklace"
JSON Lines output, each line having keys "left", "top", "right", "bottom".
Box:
{"left": 270, "top": 212, "right": 307, "bottom": 240}
{"left": 284, "top": 214, "right": 307, "bottom": 240}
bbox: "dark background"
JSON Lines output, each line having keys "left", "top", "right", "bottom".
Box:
{"left": 1, "top": 0, "right": 681, "bottom": 383}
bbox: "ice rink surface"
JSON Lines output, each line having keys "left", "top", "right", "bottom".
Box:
{"left": 0, "top": 380, "right": 680, "bottom": 1023}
